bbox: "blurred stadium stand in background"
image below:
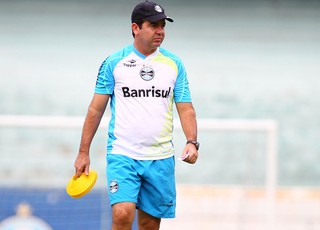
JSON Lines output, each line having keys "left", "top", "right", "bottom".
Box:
{"left": 1, "top": 0, "right": 320, "bottom": 229}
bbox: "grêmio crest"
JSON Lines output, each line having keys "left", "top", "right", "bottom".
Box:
{"left": 140, "top": 66, "right": 155, "bottom": 81}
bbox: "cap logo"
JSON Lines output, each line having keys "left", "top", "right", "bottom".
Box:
{"left": 155, "top": 5, "right": 162, "bottom": 12}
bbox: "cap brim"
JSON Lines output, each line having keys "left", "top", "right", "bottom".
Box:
{"left": 166, "top": 16, "right": 174, "bottom": 22}
{"left": 146, "top": 14, "right": 174, "bottom": 23}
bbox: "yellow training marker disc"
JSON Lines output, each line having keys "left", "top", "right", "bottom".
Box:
{"left": 66, "top": 170, "right": 98, "bottom": 198}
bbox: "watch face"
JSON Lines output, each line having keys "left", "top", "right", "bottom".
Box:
{"left": 195, "top": 142, "right": 199, "bottom": 150}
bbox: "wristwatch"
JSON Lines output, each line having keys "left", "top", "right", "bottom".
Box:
{"left": 186, "top": 140, "right": 200, "bottom": 150}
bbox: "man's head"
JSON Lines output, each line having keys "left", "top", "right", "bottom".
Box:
{"left": 131, "top": 1, "right": 173, "bottom": 55}
{"left": 131, "top": 1, "right": 174, "bottom": 24}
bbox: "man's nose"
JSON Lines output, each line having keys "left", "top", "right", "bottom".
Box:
{"left": 156, "top": 26, "right": 164, "bottom": 34}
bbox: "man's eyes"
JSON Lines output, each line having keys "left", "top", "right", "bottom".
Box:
{"left": 150, "top": 22, "right": 166, "bottom": 28}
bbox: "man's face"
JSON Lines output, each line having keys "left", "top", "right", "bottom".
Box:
{"left": 134, "top": 19, "right": 166, "bottom": 51}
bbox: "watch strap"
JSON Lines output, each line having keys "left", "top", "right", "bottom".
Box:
{"left": 186, "top": 140, "right": 199, "bottom": 150}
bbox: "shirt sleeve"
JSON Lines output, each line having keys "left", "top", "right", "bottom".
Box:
{"left": 174, "top": 59, "right": 192, "bottom": 103}
{"left": 95, "top": 56, "right": 115, "bottom": 95}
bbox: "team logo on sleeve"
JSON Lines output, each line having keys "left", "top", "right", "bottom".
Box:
{"left": 140, "top": 67, "right": 155, "bottom": 81}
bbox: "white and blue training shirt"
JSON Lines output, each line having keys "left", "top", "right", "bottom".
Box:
{"left": 95, "top": 44, "right": 191, "bottom": 160}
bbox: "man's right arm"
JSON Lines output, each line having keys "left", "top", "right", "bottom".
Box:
{"left": 74, "top": 93, "right": 110, "bottom": 177}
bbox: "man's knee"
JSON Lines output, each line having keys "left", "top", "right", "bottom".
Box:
{"left": 112, "top": 202, "right": 136, "bottom": 229}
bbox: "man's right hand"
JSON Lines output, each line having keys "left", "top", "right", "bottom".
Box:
{"left": 74, "top": 152, "right": 90, "bottom": 178}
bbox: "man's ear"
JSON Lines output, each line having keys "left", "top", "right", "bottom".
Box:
{"left": 132, "top": 23, "right": 139, "bottom": 37}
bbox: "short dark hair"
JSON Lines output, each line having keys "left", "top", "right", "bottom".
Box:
{"left": 132, "top": 19, "right": 145, "bottom": 38}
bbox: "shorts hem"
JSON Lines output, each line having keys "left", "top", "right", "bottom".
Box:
{"left": 138, "top": 205, "right": 176, "bottom": 219}
{"left": 110, "top": 199, "right": 137, "bottom": 206}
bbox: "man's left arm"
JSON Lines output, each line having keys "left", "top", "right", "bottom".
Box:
{"left": 175, "top": 102, "right": 198, "bottom": 164}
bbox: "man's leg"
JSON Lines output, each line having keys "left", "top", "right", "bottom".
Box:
{"left": 138, "top": 209, "right": 161, "bottom": 230}
{"left": 112, "top": 202, "right": 136, "bottom": 230}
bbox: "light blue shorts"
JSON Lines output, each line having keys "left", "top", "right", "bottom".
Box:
{"left": 106, "top": 154, "right": 176, "bottom": 218}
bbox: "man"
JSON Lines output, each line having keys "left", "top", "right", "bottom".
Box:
{"left": 74, "top": 1, "right": 199, "bottom": 229}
